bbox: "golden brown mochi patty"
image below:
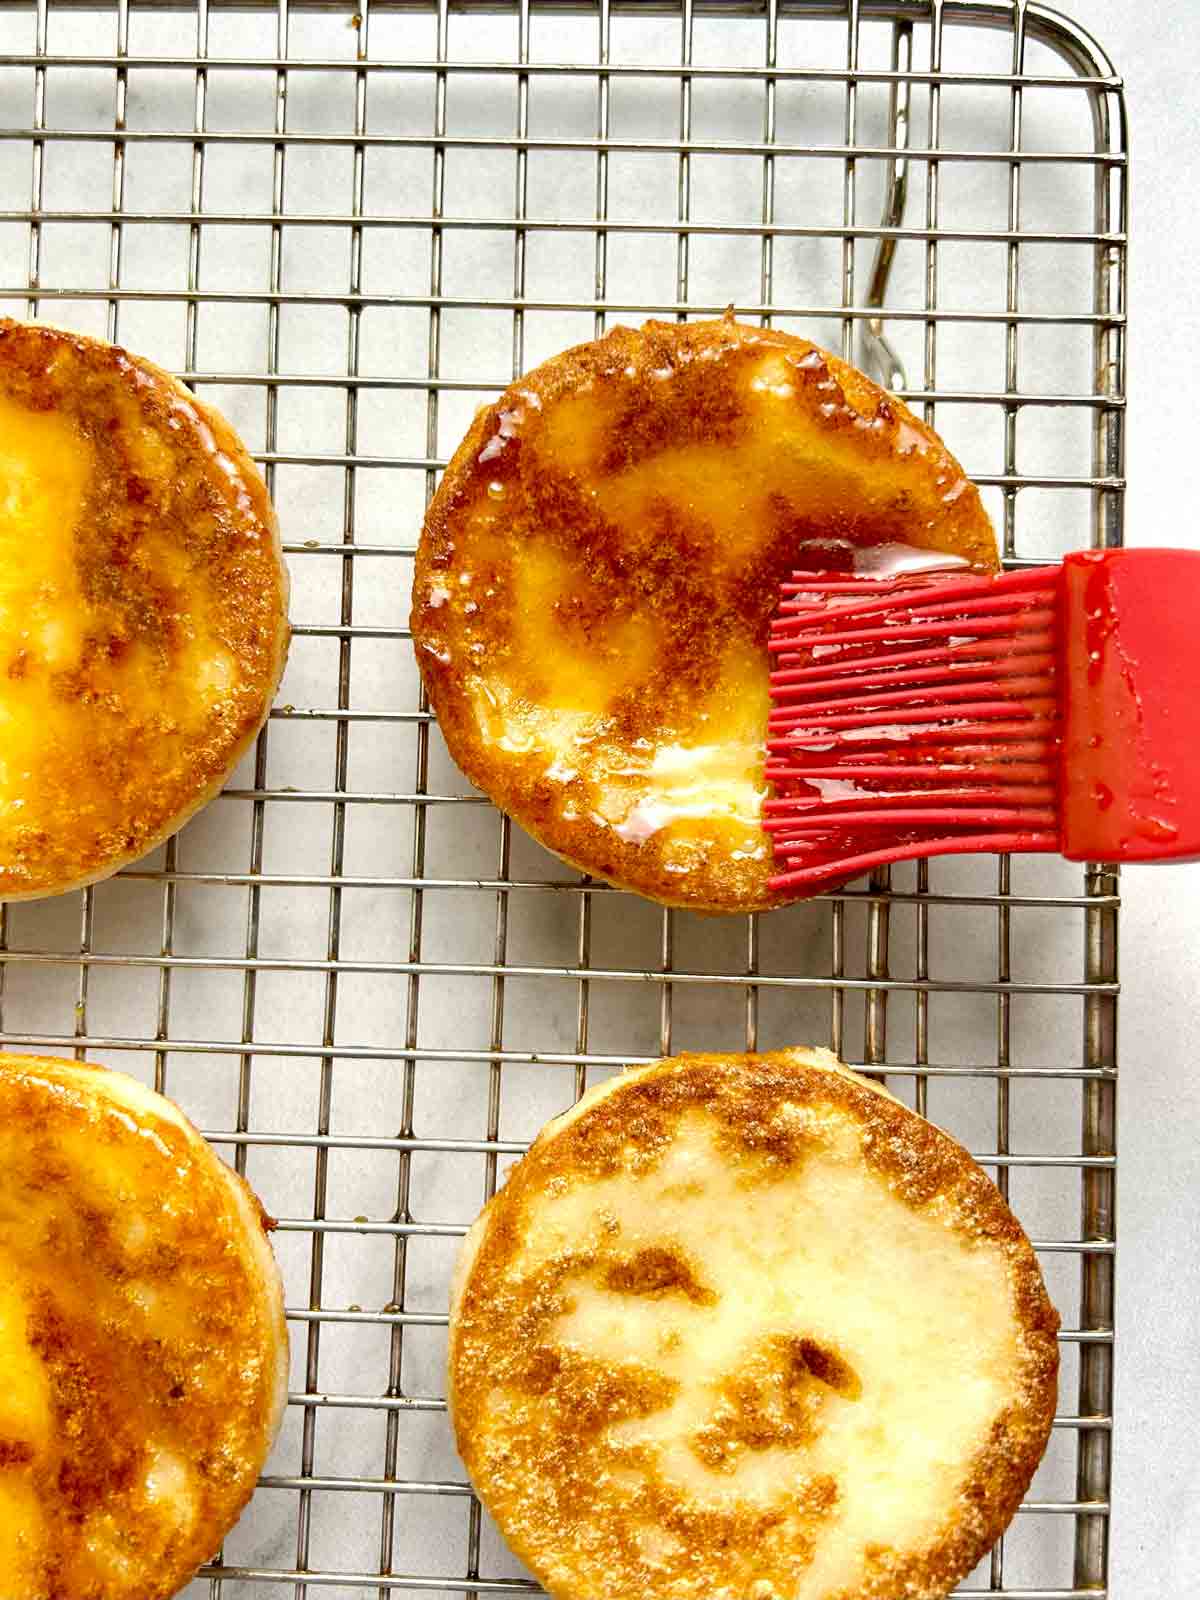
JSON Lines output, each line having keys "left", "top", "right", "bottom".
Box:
{"left": 0, "top": 318, "right": 289, "bottom": 901}
{"left": 412, "top": 317, "right": 997, "bottom": 912}
{"left": 0, "top": 1052, "right": 289, "bottom": 1600}
{"left": 449, "top": 1048, "right": 1059, "bottom": 1600}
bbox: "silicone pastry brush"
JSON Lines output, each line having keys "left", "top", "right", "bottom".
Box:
{"left": 765, "top": 549, "right": 1200, "bottom": 893}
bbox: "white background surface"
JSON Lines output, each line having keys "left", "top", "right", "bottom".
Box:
{"left": 1073, "top": 3, "right": 1200, "bottom": 1592}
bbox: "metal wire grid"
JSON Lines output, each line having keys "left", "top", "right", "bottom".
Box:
{"left": 0, "top": 1, "right": 1123, "bottom": 1597}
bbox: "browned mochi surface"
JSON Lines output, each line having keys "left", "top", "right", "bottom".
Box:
{"left": 412, "top": 317, "right": 997, "bottom": 912}
{"left": 449, "top": 1049, "right": 1059, "bottom": 1600}
{"left": 0, "top": 318, "right": 289, "bottom": 901}
{"left": 0, "top": 1053, "right": 289, "bottom": 1600}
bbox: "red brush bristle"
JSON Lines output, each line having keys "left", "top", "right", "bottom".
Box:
{"left": 765, "top": 566, "right": 1064, "bottom": 892}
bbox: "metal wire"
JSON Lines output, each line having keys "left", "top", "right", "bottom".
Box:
{"left": 0, "top": 2, "right": 1123, "bottom": 1597}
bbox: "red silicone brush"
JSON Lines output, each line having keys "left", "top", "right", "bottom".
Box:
{"left": 765, "top": 549, "right": 1200, "bottom": 894}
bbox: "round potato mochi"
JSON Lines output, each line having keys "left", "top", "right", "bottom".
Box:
{"left": 449, "top": 1048, "right": 1059, "bottom": 1600}
{"left": 0, "top": 1053, "right": 289, "bottom": 1600}
{"left": 412, "top": 317, "right": 997, "bottom": 912}
{"left": 0, "top": 318, "right": 289, "bottom": 901}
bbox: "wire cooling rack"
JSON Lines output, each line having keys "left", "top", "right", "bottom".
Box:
{"left": 0, "top": 2, "right": 1123, "bottom": 1596}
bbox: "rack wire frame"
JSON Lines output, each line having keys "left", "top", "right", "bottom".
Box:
{"left": 0, "top": 1, "right": 1124, "bottom": 1597}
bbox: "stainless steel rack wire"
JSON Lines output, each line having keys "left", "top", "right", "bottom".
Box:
{"left": 0, "top": 1, "right": 1123, "bottom": 1596}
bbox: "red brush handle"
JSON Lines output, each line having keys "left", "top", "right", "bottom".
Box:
{"left": 1060, "top": 549, "right": 1200, "bottom": 863}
